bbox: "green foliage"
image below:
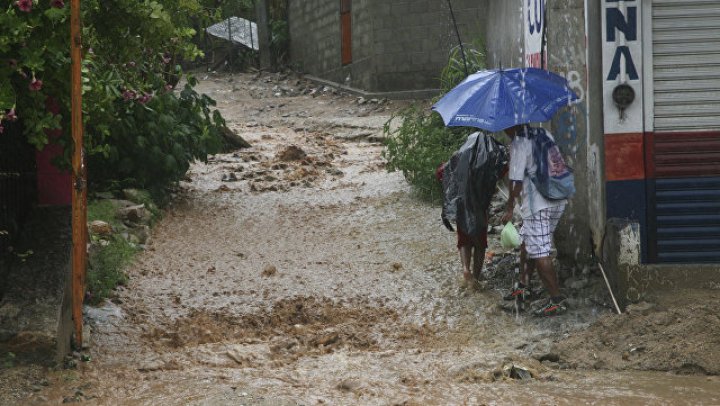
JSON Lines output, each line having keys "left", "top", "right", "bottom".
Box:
{"left": 268, "top": 0, "right": 289, "bottom": 66}
{"left": 383, "top": 40, "right": 487, "bottom": 201}
{"left": 86, "top": 235, "right": 135, "bottom": 305}
{"left": 1, "top": 352, "right": 15, "bottom": 369}
{"left": 383, "top": 106, "right": 468, "bottom": 201}
{"left": 87, "top": 200, "right": 118, "bottom": 225}
{"left": 440, "top": 42, "right": 487, "bottom": 92}
{"left": 0, "top": 0, "right": 226, "bottom": 195}
{"left": 87, "top": 77, "right": 223, "bottom": 196}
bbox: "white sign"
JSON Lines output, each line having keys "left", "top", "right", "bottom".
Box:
{"left": 602, "top": 0, "right": 643, "bottom": 134}
{"left": 524, "top": 0, "right": 546, "bottom": 68}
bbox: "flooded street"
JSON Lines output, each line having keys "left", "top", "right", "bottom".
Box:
{"left": 9, "top": 72, "right": 720, "bottom": 405}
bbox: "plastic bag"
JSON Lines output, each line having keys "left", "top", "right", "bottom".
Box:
{"left": 501, "top": 222, "right": 521, "bottom": 249}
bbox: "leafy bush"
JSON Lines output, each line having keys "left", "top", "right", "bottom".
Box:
{"left": 383, "top": 41, "right": 487, "bottom": 201}
{"left": 87, "top": 77, "right": 223, "bottom": 197}
{"left": 0, "top": 0, "right": 226, "bottom": 195}
{"left": 86, "top": 235, "right": 134, "bottom": 305}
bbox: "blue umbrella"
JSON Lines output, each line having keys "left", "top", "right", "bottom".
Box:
{"left": 432, "top": 68, "right": 579, "bottom": 132}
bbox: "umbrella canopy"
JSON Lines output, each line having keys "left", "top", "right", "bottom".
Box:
{"left": 432, "top": 68, "right": 579, "bottom": 132}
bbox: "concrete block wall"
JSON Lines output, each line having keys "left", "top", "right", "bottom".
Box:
{"left": 368, "top": 0, "right": 487, "bottom": 92}
{"left": 288, "top": 1, "right": 487, "bottom": 93}
{"left": 288, "top": 0, "right": 344, "bottom": 83}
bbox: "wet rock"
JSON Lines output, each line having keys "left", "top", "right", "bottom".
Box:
{"left": 262, "top": 265, "right": 277, "bottom": 277}
{"left": 534, "top": 352, "right": 560, "bottom": 363}
{"left": 220, "top": 126, "right": 251, "bottom": 149}
{"left": 129, "top": 225, "right": 151, "bottom": 245}
{"left": 277, "top": 145, "right": 307, "bottom": 161}
{"left": 626, "top": 301, "right": 655, "bottom": 315}
{"left": 88, "top": 220, "right": 112, "bottom": 236}
{"left": 221, "top": 173, "right": 238, "bottom": 182}
{"left": 117, "top": 204, "right": 148, "bottom": 224}
{"left": 122, "top": 188, "right": 148, "bottom": 204}
{"left": 508, "top": 365, "right": 533, "bottom": 380}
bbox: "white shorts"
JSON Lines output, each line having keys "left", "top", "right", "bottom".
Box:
{"left": 520, "top": 204, "right": 566, "bottom": 259}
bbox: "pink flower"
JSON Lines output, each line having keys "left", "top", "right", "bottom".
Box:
{"left": 161, "top": 52, "right": 171, "bottom": 64}
{"left": 122, "top": 89, "right": 136, "bottom": 101}
{"left": 164, "top": 84, "right": 174, "bottom": 92}
{"left": 6, "top": 108, "right": 18, "bottom": 122}
{"left": 29, "top": 77, "right": 43, "bottom": 92}
{"left": 137, "top": 93, "right": 153, "bottom": 104}
{"left": 50, "top": 0, "right": 64, "bottom": 8}
{"left": 15, "top": 0, "right": 32, "bottom": 12}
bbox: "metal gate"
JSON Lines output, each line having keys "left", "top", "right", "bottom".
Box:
{"left": 647, "top": 0, "right": 720, "bottom": 263}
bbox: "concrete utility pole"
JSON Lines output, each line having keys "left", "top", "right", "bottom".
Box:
{"left": 255, "top": 0, "right": 272, "bottom": 70}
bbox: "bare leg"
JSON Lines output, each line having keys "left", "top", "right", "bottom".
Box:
{"left": 472, "top": 243, "right": 486, "bottom": 280}
{"left": 534, "top": 256, "right": 560, "bottom": 297}
{"left": 459, "top": 246, "right": 473, "bottom": 283}
{"left": 518, "top": 243, "right": 535, "bottom": 286}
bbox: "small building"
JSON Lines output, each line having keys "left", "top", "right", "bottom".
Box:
{"left": 287, "top": 0, "right": 487, "bottom": 95}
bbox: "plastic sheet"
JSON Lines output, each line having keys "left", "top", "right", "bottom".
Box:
{"left": 441, "top": 132, "right": 508, "bottom": 237}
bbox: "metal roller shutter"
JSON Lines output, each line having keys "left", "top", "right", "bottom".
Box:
{"left": 648, "top": 0, "right": 720, "bottom": 263}
{"left": 652, "top": 0, "right": 720, "bottom": 132}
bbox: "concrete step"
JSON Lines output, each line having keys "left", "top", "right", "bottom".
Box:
{"left": 0, "top": 207, "right": 73, "bottom": 366}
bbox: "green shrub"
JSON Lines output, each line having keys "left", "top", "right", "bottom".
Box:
{"left": 86, "top": 77, "right": 223, "bottom": 197}
{"left": 86, "top": 235, "right": 135, "bottom": 305}
{"left": 383, "top": 40, "right": 487, "bottom": 201}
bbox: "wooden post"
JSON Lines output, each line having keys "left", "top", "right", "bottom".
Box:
{"left": 70, "top": 0, "right": 86, "bottom": 349}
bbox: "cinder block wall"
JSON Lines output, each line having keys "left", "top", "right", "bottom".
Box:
{"left": 288, "top": 0, "right": 344, "bottom": 83}
{"left": 288, "top": 1, "right": 487, "bottom": 93}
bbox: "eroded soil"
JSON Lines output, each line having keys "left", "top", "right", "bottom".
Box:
{"left": 2, "top": 71, "right": 720, "bottom": 405}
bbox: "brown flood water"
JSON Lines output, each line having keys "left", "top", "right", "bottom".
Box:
{"left": 8, "top": 72, "right": 719, "bottom": 405}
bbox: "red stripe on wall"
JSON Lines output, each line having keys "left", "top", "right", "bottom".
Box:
{"left": 605, "top": 133, "right": 645, "bottom": 181}
{"left": 653, "top": 131, "right": 720, "bottom": 179}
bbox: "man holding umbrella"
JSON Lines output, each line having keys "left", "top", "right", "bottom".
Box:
{"left": 432, "top": 67, "right": 578, "bottom": 317}
{"left": 501, "top": 124, "right": 568, "bottom": 316}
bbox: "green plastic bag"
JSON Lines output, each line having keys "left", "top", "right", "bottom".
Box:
{"left": 501, "top": 222, "right": 521, "bottom": 249}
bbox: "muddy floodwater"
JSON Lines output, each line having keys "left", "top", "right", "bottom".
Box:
{"left": 6, "top": 72, "right": 720, "bottom": 405}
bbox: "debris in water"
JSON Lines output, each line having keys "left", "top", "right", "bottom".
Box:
{"left": 262, "top": 265, "right": 277, "bottom": 277}
{"left": 277, "top": 145, "right": 307, "bottom": 161}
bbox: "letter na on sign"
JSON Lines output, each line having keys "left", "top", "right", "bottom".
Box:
{"left": 605, "top": 3, "right": 638, "bottom": 81}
